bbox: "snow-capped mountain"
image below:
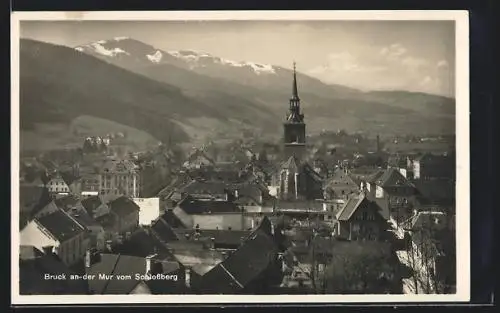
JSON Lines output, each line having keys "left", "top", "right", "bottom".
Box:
{"left": 167, "top": 49, "right": 277, "bottom": 75}
{"left": 72, "top": 37, "right": 455, "bottom": 135}
{"left": 75, "top": 37, "right": 279, "bottom": 77}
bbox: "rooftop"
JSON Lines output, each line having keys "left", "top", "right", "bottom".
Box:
{"left": 109, "top": 196, "right": 140, "bottom": 217}
{"left": 36, "top": 209, "right": 86, "bottom": 242}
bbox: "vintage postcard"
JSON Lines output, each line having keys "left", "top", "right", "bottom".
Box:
{"left": 11, "top": 11, "right": 469, "bottom": 305}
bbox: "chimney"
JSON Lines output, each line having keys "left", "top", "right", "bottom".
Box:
{"left": 294, "top": 173, "right": 299, "bottom": 199}
{"left": 278, "top": 253, "right": 286, "bottom": 272}
{"left": 85, "top": 249, "right": 91, "bottom": 268}
{"left": 185, "top": 268, "right": 191, "bottom": 288}
{"left": 105, "top": 240, "right": 113, "bottom": 252}
{"left": 376, "top": 134, "right": 381, "bottom": 153}
{"left": 145, "top": 254, "right": 157, "bottom": 274}
{"left": 42, "top": 245, "right": 53, "bottom": 255}
{"left": 210, "top": 237, "right": 215, "bottom": 249}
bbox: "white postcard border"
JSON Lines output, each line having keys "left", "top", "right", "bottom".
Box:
{"left": 11, "top": 10, "right": 470, "bottom": 304}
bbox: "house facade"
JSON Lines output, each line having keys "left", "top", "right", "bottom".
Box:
{"left": 46, "top": 174, "right": 70, "bottom": 195}
{"left": 81, "top": 195, "right": 111, "bottom": 219}
{"left": 99, "top": 159, "right": 141, "bottom": 198}
{"left": 364, "top": 168, "right": 416, "bottom": 226}
{"left": 20, "top": 209, "right": 88, "bottom": 266}
{"left": 334, "top": 193, "right": 388, "bottom": 241}
{"left": 108, "top": 196, "right": 140, "bottom": 237}
{"left": 324, "top": 169, "right": 360, "bottom": 200}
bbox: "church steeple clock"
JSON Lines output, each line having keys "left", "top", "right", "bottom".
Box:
{"left": 283, "top": 62, "right": 306, "bottom": 159}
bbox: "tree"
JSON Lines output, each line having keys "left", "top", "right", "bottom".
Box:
{"left": 324, "top": 241, "right": 400, "bottom": 294}
{"left": 402, "top": 215, "right": 455, "bottom": 294}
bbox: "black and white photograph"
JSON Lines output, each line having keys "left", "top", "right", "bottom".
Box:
{"left": 11, "top": 11, "right": 470, "bottom": 304}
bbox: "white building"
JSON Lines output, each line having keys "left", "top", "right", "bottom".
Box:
{"left": 20, "top": 208, "right": 89, "bottom": 266}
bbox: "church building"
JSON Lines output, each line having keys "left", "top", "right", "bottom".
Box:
{"left": 283, "top": 62, "right": 307, "bottom": 160}
{"left": 270, "top": 63, "right": 324, "bottom": 201}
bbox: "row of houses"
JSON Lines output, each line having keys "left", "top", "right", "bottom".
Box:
{"left": 20, "top": 194, "right": 141, "bottom": 265}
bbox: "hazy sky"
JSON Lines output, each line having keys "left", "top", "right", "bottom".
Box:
{"left": 21, "top": 20, "right": 455, "bottom": 97}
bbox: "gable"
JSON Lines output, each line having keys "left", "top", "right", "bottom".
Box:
{"left": 349, "top": 200, "right": 383, "bottom": 221}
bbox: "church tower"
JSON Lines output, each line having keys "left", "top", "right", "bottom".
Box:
{"left": 283, "top": 62, "right": 306, "bottom": 160}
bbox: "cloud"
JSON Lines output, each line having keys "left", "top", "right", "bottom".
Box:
{"left": 310, "top": 51, "right": 387, "bottom": 75}
{"left": 419, "top": 75, "right": 441, "bottom": 89}
{"left": 437, "top": 59, "right": 449, "bottom": 69}
{"left": 308, "top": 44, "right": 451, "bottom": 96}
{"left": 401, "top": 56, "right": 429, "bottom": 73}
{"left": 379, "top": 43, "right": 407, "bottom": 59}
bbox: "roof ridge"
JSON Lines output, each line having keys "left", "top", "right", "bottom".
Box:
{"left": 100, "top": 253, "right": 122, "bottom": 294}
{"left": 219, "top": 263, "right": 244, "bottom": 289}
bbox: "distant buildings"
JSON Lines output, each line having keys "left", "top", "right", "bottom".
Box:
{"left": 17, "top": 61, "right": 457, "bottom": 296}
{"left": 99, "top": 158, "right": 141, "bottom": 198}
{"left": 412, "top": 153, "right": 454, "bottom": 180}
{"left": 46, "top": 174, "right": 71, "bottom": 195}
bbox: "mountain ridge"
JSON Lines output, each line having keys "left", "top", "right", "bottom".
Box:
{"left": 19, "top": 38, "right": 456, "bottom": 153}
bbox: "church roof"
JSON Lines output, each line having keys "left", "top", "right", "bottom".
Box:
{"left": 281, "top": 155, "right": 300, "bottom": 171}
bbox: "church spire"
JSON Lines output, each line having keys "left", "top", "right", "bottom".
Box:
{"left": 292, "top": 61, "right": 299, "bottom": 101}
{"left": 286, "top": 61, "right": 304, "bottom": 123}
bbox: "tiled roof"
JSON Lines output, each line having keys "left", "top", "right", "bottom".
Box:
{"left": 60, "top": 171, "right": 80, "bottom": 186}
{"left": 188, "top": 169, "right": 246, "bottom": 184}
{"left": 375, "top": 168, "right": 412, "bottom": 187}
{"left": 387, "top": 155, "right": 408, "bottom": 168}
{"left": 19, "top": 185, "right": 50, "bottom": 214}
{"left": 112, "top": 228, "right": 173, "bottom": 259}
{"left": 54, "top": 195, "right": 81, "bottom": 211}
{"left": 281, "top": 156, "right": 300, "bottom": 171}
{"left": 336, "top": 193, "right": 367, "bottom": 221}
{"left": 36, "top": 209, "right": 86, "bottom": 242}
{"left": 109, "top": 196, "right": 140, "bottom": 217}
{"left": 186, "top": 150, "right": 215, "bottom": 165}
{"left": 160, "top": 210, "right": 187, "bottom": 229}
{"left": 20, "top": 254, "right": 88, "bottom": 295}
{"left": 172, "top": 207, "right": 193, "bottom": 228}
{"left": 166, "top": 241, "right": 225, "bottom": 270}
{"left": 69, "top": 210, "right": 99, "bottom": 228}
{"left": 302, "top": 163, "right": 324, "bottom": 182}
{"left": 204, "top": 229, "right": 278, "bottom": 290}
{"left": 413, "top": 152, "right": 450, "bottom": 162}
{"left": 95, "top": 213, "right": 117, "bottom": 231}
{"left": 326, "top": 170, "right": 358, "bottom": 188}
{"left": 250, "top": 216, "right": 273, "bottom": 238}
{"left": 174, "top": 228, "right": 251, "bottom": 248}
{"left": 366, "top": 169, "right": 386, "bottom": 183}
{"left": 405, "top": 211, "right": 450, "bottom": 231}
{"left": 151, "top": 218, "right": 180, "bottom": 243}
{"left": 182, "top": 180, "right": 229, "bottom": 196}
{"left": 101, "top": 159, "right": 138, "bottom": 174}
{"left": 81, "top": 196, "right": 103, "bottom": 216}
{"left": 178, "top": 196, "right": 240, "bottom": 214}
{"left": 413, "top": 179, "right": 455, "bottom": 206}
